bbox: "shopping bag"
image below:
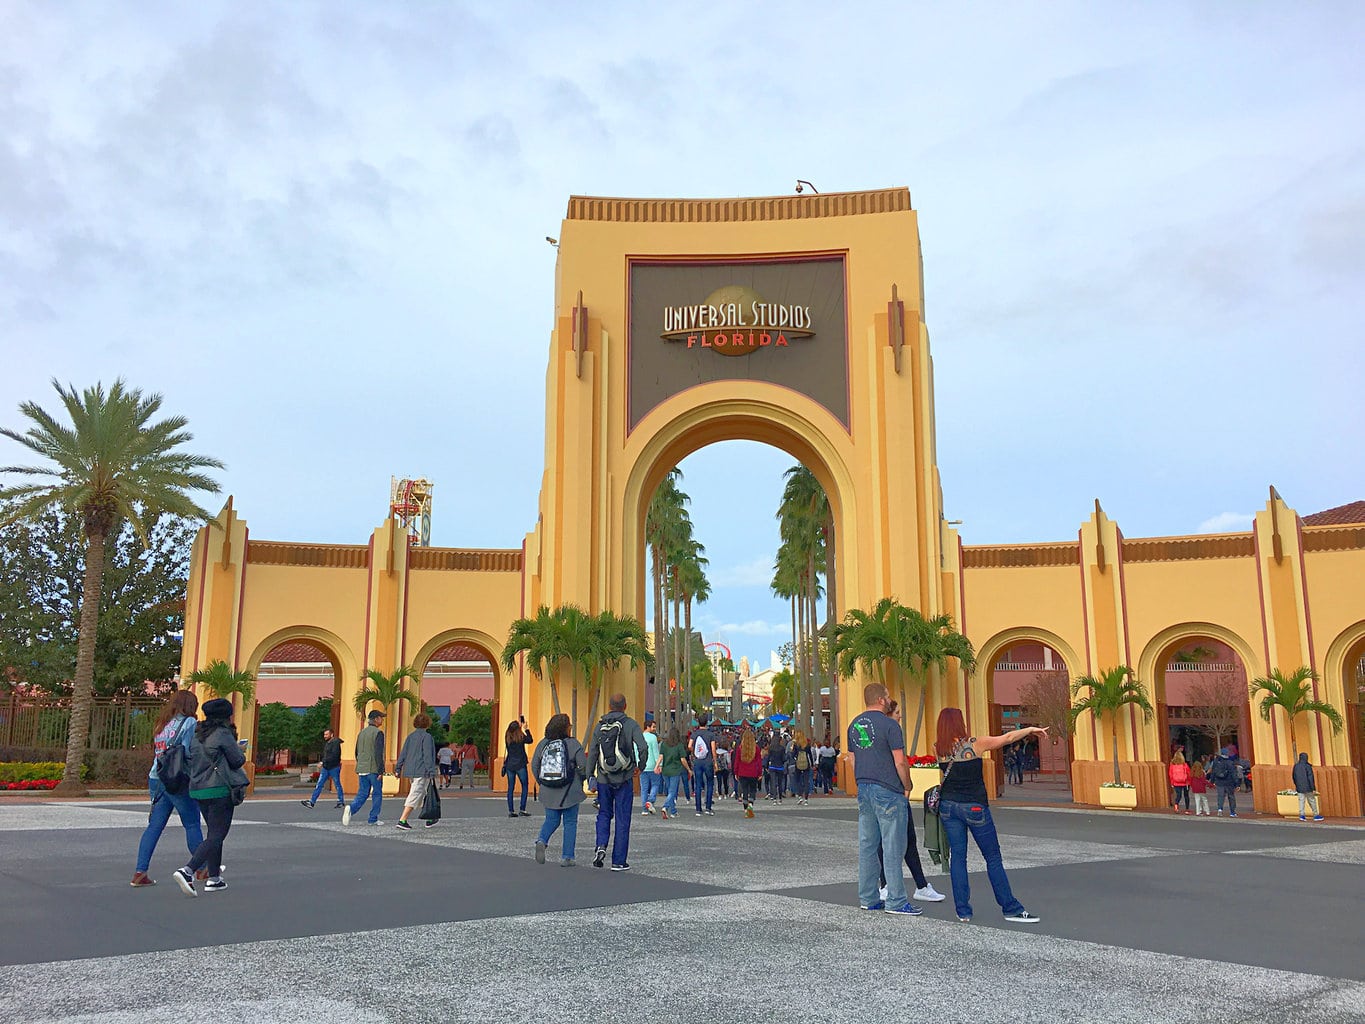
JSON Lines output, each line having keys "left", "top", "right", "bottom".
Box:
{"left": 418, "top": 780, "right": 442, "bottom": 822}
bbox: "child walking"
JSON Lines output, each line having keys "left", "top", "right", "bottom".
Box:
{"left": 1189, "top": 761, "right": 1210, "bottom": 815}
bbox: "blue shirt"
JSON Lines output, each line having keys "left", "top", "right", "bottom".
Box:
{"left": 847, "top": 710, "right": 904, "bottom": 793}
{"left": 642, "top": 731, "right": 661, "bottom": 772}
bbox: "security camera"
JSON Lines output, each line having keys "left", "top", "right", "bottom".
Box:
{"left": 794, "top": 182, "right": 803, "bottom": 194}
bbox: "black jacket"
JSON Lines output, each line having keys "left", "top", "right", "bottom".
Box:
{"left": 1292, "top": 756, "right": 1316, "bottom": 794}
{"left": 321, "top": 737, "right": 343, "bottom": 769}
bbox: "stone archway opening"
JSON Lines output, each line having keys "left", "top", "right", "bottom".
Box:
{"left": 628, "top": 409, "right": 851, "bottom": 746}
{"left": 1154, "top": 635, "right": 1251, "bottom": 768}
{"left": 256, "top": 638, "right": 343, "bottom": 768}
{"left": 1343, "top": 634, "right": 1365, "bottom": 807}
{"left": 409, "top": 632, "right": 503, "bottom": 789}
{"left": 988, "top": 640, "right": 1073, "bottom": 798}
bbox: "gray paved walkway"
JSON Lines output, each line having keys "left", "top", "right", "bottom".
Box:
{"left": 1, "top": 793, "right": 1362, "bottom": 1023}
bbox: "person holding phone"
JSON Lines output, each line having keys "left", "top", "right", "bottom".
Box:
{"left": 503, "top": 716, "right": 534, "bottom": 817}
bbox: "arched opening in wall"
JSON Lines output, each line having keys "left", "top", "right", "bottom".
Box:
{"left": 1343, "top": 635, "right": 1365, "bottom": 807}
{"left": 1155, "top": 636, "right": 1252, "bottom": 770}
{"left": 256, "top": 639, "right": 342, "bottom": 770}
{"left": 638, "top": 437, "right": 840, "bottom": 759}
{"left": 988, "top": 640, "right": 1072, "bottom": 799}
{"left": 414, "top": 640, "right": 497, "bottom": 789}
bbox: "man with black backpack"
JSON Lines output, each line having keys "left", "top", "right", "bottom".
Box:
{"left": 1209, "top": 746, "right": 1242, "bottom": 817}
{"left": 586, "top": 692, "right": 648, "bottom": 871}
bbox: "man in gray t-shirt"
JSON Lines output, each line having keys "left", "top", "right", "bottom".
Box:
{"left": 847, "top": 683, "right": 916, "bottom": 915}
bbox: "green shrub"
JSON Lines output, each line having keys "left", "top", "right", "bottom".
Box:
{"left": 86, "top": 750, "right": 153, "bottom": 786}
{"left": 0, "top": 762, "right": 69, "bottom": 783}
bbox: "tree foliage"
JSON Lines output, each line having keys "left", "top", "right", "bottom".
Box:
{"left": 0, "top": 378, "right": 223, "bottom": 793}
{"left": 0, "top": 504, "right": 193, "bottom": 697}
{"left": 449, "top": 697, "right": 493, "bottom": 759}
{"left": 1249, "top": 666, "right": 1343, "bottom": 761}
{"left": 256, "top": 701, "right": 300, "bottom": 760}
{"left": 1069, "top": 666, "right": 1153, "bottom": 785}
{"left": 1185, "top": 671, "right": 1246, "bottom": 750}
{"left": 188, "top": 658, "right": 256, "bottom": 705}
{"left": 1019, "top": 669, "right": 1073, "bottom": 742}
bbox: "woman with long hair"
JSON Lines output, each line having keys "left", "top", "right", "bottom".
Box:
{"left": 934, "top": 707, "right": 1046, "bottom": 924}
{"left": 503, "top": 716, "right": 534, "bottom": 818}
{"left": 131, "top": 689, "right": 203, "bottom": 887}
{"left": 1168, "top": 751, "right": 1191, "bottom": 814}
{"left": 173, "top": 697, "right": 247, "bottom": 897}
{"left": 530, "top": 713, "right": 589, "bottom": 865}
{"left": 733, "top": 727, "right": 764, "bottom": 818}
{"left": 765, "top": 732, "right": 787, "bottom": 802}
{"left": 657, "top": 725, "right": 687, "bottom": 819}
{"left": 395, "top": 713, "right": 438, "bottom": 831}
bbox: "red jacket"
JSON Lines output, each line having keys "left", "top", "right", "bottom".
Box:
{"left": 1168, "top": 762, "right": 1191, "bottom": 787}
{"left": 733, "top": 746, "right": 764, "bottom": 779}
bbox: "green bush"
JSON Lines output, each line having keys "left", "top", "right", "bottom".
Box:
{"left": 0, "top": 761, "right": 71, "bottom": 782}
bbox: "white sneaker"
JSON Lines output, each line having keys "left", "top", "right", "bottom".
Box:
{"left": 342, "top": 806, "right": 352, "bottom": 826}
{"left": 878, "top": 885, "right": 889, "bottom": 902}
{"left": 914, "top": 884, "right": 946, "bottom": 902}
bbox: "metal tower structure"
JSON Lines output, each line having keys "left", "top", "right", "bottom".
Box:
{"left": 389, "top": 477, "right": 433, "bottom": 547}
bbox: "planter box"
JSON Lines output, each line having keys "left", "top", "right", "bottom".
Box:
{"left": 1098, "top": 786, "right": 1138, "bottom": 810}
{"left": 908, "top": 766, "right": 942, "bottom": 798}
{"left": 1277, "top": 792, "right": 1307, "bottom": 819}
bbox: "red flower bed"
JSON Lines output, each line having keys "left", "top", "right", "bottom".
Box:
{"left": 910, "top": 755, "right": 939, "bottom": 766}
{"left": 1, "top": 779, "right": 59, "bottom": 791}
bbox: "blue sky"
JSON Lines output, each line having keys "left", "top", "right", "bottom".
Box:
{"left": 3, "top": 3, "right": 1362, "bottom": 671}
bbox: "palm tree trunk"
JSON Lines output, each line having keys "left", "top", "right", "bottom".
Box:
{"left": 807, "top": 553, "right": 818, "bottom": 736}
{"left": 824, "top": 514, "right": 838, "bottom": 741}
{"left": 1111, "top": 714, "right": 1121, "bottom": 786}
{"left": 789, "top": 594, "right": 797, "bottom": 717}
{"left": 58, "top": 528, "right": 106, "bottom": 794}
{"left": 651, "top": 543, "right": 662, "bottom": 719}
{"left": 1287, "top": 713, "right": 1297, "bottom": 761}
{"left": 672, "top": 572, "right": 683, "bottom": 721}
{"left": 684, "top": 596, "right": 695, "bottom": 718}
{"left": 909, "top": 670, "right": 927, "bottom": 756}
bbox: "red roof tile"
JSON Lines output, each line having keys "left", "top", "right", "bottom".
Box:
{"left": 430, "top": 643, "right": 490, "bottom": 664}
{"left": 262, "top": 641, "right": 334, "bottom": 663}
{"left": 1302, "top": 501, "right": 1365, "bottom": 527}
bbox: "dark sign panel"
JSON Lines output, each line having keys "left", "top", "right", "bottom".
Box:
{"left": 627, "top": 255, "right": 849, "bottom": 431}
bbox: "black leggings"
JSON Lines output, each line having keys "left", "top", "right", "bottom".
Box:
{"left": 186, "top": 796, "right": 234, "bottom": 878}
{"left": 738, "top": 776, "right": 760, "bottom": 806}
{"left": 1172, "top": 786, "right": 1189, "bottom": 810}
{"left": 877, "top": 806, "right": 929, "bottom": 891}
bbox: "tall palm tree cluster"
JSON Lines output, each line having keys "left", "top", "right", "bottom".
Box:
{"left": 644, "top": 470, "right": 713, "bottom": 722}
{"left": 502, "top": 605, "right": 653, "bottom": 744}
{"left": 772, "top": 466, "right": 837, "bottom": 739}
{"left": 832, "top": 597, "right": 975, "bottom": 754}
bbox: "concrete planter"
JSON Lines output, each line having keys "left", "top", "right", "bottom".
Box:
{"left": 1098, "top": 785, "right": 1138, "bottom": 810}
{"left": 908, "top": 766, "right": 943, "bottom": 798}
{"left": 1277, "top": 792, "right": 1306, "bottom": 819}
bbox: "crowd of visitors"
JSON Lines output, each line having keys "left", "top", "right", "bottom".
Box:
{"left": 128, "top": 683, "right": 1333, "bottom": 912}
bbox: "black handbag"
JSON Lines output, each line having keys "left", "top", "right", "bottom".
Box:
{"left": 418, "top": 779, "right": 442, "bottom": 822}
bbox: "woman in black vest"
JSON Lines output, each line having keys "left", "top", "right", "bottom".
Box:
{"left": 934, "top": 707, "right": 1047, "bottom": 924}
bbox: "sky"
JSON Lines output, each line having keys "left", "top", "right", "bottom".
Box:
{"left": 3, "top": 3, "right": 1363, "bottom": 672}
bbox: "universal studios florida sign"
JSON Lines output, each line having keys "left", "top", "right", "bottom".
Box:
{"left": 660, "top": 284, "right": 813, "bottom": 356}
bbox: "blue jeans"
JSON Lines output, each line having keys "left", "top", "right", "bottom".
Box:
{"left": 506, "top": 766, "right": 528, "bottom": 812}
{"left": 693, "top": 762, "right": 714, "bottom": 812}
{"left": 661, "top": 774, "right": 681, "bottom": 815}
{"left": 538, "top": 803, "right": 580, "bottom": 859}
{"left": 595, "top": 779, "right": 634, "bottom": 866}
{"left": 136, "top": 778, "right": 204, "bottom": 873}
{"left": 940, "top": 799, "right": 1024, "bottom": 919}
{"left": 795, "top": 767, "right": 812, "bottom": 798}
{"left": 349, "top": 773, "right": 383, "bottom": 823}
{"left": 857, "top": 781, "right": 909, "bottom": 908}
{"left": 640, "top": 770, "right": 660, "bottom": 810}
{"left": 310, "top": 766, "right": 345, "bottom": 805}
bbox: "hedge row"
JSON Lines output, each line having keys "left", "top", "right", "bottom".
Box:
{"left": 0, "top": 747, "right": 145, "bottom": 786}
{"left": 0, "top": 762, "right": 69, "bottom": 783}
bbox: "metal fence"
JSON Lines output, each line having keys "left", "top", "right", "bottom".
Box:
{"left": 0, "top": 695, "right": 167, "bottom": 751}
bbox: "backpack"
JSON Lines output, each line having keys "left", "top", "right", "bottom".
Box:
{"left": 537, "top": 739, "right": 574, "bottom": 788}
{"left": 155, "top": 719, "right": 191, "bottom": 795}
{"left": 596, "top": 718, "right": 636, "bottom": 776}
{"left": 1210, "top": 757, "right": 1234, "bottom": 785}
{"left": 693, "top": 732, "right": 710, "bottom": 760}
{"left": 796, "top": 747, "right": 810, "bottom": 772}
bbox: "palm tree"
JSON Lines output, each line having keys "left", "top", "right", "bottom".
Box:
{"left": 676, "top": 539, "right": 710, "bottom": 721}
{"left": 1069, "top": 666, "right": 1154, "bottom": 786}
{"left": 579, "top": 610, "right": 654, "bottom": 744}
{"left": 777, "top": 465, "right": 831, "bottom": 736}
{"left": 832, "top": 597, "right": 918, "bottom": 717}
{"left": 352, "top": 665, "right": 421, "bottom": 721}
{"left": 904, "top": 611, "right": 975, "bottom": 755}
{"left": 1249, "top": 666, "right": 1344, "bottom": 761}
{"left": 502, "top": 606, "right": 568, "bottom": 715}
{"left": 0, "top": 379, "right": 223, "bottom": 794}
{"left": 187, "top": 659, "right": 256, "bottom": 707}
{"left": 646, "top": 472, "right": 689, "bottom": 718}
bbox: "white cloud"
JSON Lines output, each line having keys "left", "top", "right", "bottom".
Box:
{"left": 1196, "top": 512, "right": 1253, "bottom": 534}
{"left": 716, "top": 620, "right": 790, "bottom": 637}
{"left": 710, "top": 556, "right": 774, "bottom": 588}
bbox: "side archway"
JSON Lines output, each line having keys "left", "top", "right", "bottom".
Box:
{"left": 1322, "top": 621, "right": 1365, "bottom": 813}
{"left": 410, "top": 627, "right": 505, "bottom": 785}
